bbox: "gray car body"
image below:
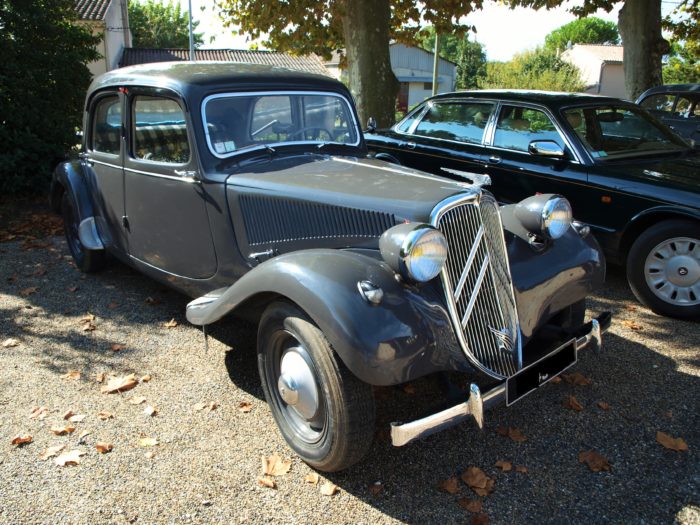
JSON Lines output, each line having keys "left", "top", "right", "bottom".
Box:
{"left": 51, "top": 63, "right": 605, "bottom": 386}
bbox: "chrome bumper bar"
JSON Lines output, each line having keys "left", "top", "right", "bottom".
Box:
{"left": 390, "top": 313, "right": 611, "bottom": 447}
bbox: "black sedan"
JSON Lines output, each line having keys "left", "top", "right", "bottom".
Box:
{"left": 365, "top": 90, "right": 700, "bottom": 319}
{"left": 637, "top": 83, "right": 700, "bottom": 144}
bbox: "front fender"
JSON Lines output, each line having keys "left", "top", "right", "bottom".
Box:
{"left": 186, "top": 249, "right": 468, "bottom": 386}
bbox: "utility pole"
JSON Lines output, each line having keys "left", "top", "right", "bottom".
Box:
{"left": 432, "top": 33, "right": 440, "bottom": 96}
{"left": 188, "top": 0, "right": 195, "bottom": 61}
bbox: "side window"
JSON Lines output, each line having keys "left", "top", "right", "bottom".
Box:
{"left": 674, "top": 96, "right": 693, "bottom": 117}
{"left": 493, "top": 106, "right": 564, "bottom": 153}
{"left": 640, "top": 94, "right": 675, "bottom": 113}
{"left": 413, "top": 102, "right": 493, "bottom": 144}
{"left": 132, "top": 96, "right": 190, "bottom": 163}
{"left": 91, "top": 96, "right": 121, "bottom": 155}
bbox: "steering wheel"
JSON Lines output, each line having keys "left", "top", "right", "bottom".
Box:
{"left": 289, "top": 127, "right": 333, "bottom": 141}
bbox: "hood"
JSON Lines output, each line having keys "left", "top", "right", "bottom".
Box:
{"left": 226, "top": 154, "right": 476, "bottom": 223}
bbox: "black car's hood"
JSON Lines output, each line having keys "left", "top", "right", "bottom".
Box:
{"left": 226, "top": 154, "right": 475, "bottom": 223}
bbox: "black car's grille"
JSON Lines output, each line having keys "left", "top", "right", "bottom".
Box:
{"left": 240, "top": 195, "right": 396, "bottom": 245}
{"left": 432, "top": 193, "right": 520, "bottom": 378}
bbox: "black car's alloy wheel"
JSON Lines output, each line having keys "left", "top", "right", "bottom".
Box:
{"left": 257, "top": 301, "right": 375, "bottom": 472}
{"left": 61, "top": 192, "right": 105, "bottom": 273}
{"left": 627, "top": 219, "right": 700, "bottom": 320}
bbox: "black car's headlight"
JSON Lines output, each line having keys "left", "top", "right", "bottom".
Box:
{"left": 379, "top": 223, "right": 448, "bottom": 282}
{"left": 515, "top": 194, "right": 572, "bottom": 240}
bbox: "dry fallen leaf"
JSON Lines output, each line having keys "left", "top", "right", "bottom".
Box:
{"left": 95, "top": 441, "right": 113, "bottom": 454}
{"left": 461, "top": 467, "right": 495, "bottom": 497}
{"left": 77, "top": 430, "right": 91, "bottom": 444}
{"left": 439, "top": 476, "right": 461, "bottom": 494}
{"left": 238, "top": 401, "right": 253, "bottom": 413}
{"left": 11, "top": 434, "right": 33, "bottom": 446}
{"left": 656, "top": 431, "right": 688, "bottom": 452}
{"left": 261, "top": 454, "right": 292, "bottom": 477}
{"left": 82, "top": 322, "right": 97, "bottom": 332}
{"left": 101, "top": 374, "right": 138, "bottom": 394}
{"left": 129, "top": 396, "right": 146, "bottom": 405}
{"left": 55, "top": 449, "right": 85, "bottom": 467}
{"left": 62, "top": 410, "right": 75, "bottom": 420}
{"left": 621, "top": 319, "right": 643, "bottom": 331}
{"left": 304, "top": 473, "right": 319, "bottom": 485}
{"left": 29, "top": 406, "right": 49, "bottom": 420}
{"left": 549, "top": 375, "right": 562, "bottom": 384}
{"left": 597, "top": 401, "right": 610, "bottom": 411}
{"left": 564, "top": 395, "right": 584, "bottom": 412}
{"left": 320, "top": 482, "right": 339, "bottom": 496}
{"left": 140, "top": 375, "right": 151, "bottom": 383}
{"left": 143, "top": 405, "right": 158, "bottom": 417}
{"left": 95, "top": 372, "right": 106, "bottom": 383}
{"left": 96, "top": 411, "right": 114, "bottom": 421}
{"left": 68, "top": 414, "right": 86, "bottom": 423}
{"left": 50, "top": 425, "right": 76, "bottom": 436}
{"left": 258, "top": 476, "right": 276, "bottom": 489}
{"left": 368, "top": 482, "right": 383, "bottom": 496}
{"left": 471, "top": 513, "right": 490, "bottom": 525}
{"left": 2, "top": 338, "right": 20, "bottom": 348}
{"left": 63, "top": 370, "right": 81, "bottom": 381}
{"left": 110, "top": 343, "right": 127, "bottom": 352}
{"left": 495, "top": 460, "right": 512, "bottom": 472}
{"left": 496, "top": 426, "right": 527, "bottom": 443}
{"left": 457, "top": 497, "right": 483, "bottom": 513}
{"left": 402, "top": 383, "right": 416, "bottom": 394}
{"left": 39, "top": 444, "right": 65, "bottom": 460}
{"left": 144, "top": 451, "right": 156, "bottom": 459}
{"left": 19, "top": 286, "right": 38, "bottom": 297}
{"left": 562, "top": 372, "right": 592, "bottom": 386}
{"left": 79, "top": 313, "right": 96, "bottom": 323}
{"left": 138, "top": 437, "right": 159, "bottom": 447}
{"left": 68, "top": 286, "right": 79, "bottom": 293}
{"left": 163, "top": 318, "right": 178, "bottom": 328}
{"left": 515, "top": 465, "right": 528, "bottom": 474}
{"left": 107, "top": 302, "right": 119, "bottom": 310}
{"left": 578, "top": 450, "right": 611, "bottom": 472}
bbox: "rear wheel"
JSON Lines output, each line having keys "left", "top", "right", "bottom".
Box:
{"left": 257, "top": 301, "right": 375, "bottom": 472}
{"left": 627, "top": 220, "right": 700, "bottom": 320}
{"left": 61, "top": 192, "right": 105, "bottom": 273}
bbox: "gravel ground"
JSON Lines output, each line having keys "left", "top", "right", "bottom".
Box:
{"left": 0, "top": 223, "right": 698, "bottom": 524}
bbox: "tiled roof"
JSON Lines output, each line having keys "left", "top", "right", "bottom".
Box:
{"left": 119, "top": 48, "right": 332, "bottom": 77}
{"left": 75, "top": 0, "right": 112, "bottom": 21}
{"left": 571, "top": 44, "right": 624, "bottom": 63}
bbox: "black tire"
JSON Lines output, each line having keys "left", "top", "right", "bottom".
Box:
{"left": 626, "top": 219, "right": 700, "bottom": 320}
{"left": 257, "top": 301, "right": 375, "bottom": 472}
{"left": 61, "top": 192, "right": 105, "bottom": 273}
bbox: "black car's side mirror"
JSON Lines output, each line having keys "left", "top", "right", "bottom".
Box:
{"left": 528, "top": 140, "right": 566, "bottom": 159}
{"left": 365, "top": 117, "right": 377, "bottom": 133}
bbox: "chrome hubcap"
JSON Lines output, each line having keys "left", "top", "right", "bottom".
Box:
{"left": 276, "top": 345, "right": 322, "bottom": 442}
{"left": 644, "top": 236, "right": 700, "bottom": 306}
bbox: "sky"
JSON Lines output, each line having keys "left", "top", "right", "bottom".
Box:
{"left": 174, "top": 1, "right": 675, "bottom": 62}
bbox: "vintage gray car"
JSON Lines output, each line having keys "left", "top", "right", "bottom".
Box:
{"left": 52, "top": 62, "right": 610, "bottom": 472}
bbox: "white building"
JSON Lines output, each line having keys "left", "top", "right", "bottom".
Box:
{"left": 75, "top": 0, "right": 131, "bottom": 77}
{"left": 561, "top": 44, "right": 627, "bottom": 99}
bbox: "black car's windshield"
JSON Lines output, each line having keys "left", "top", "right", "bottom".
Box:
{"left": 202, "top": 91, "right": 360, "bottom": 158}
{"left": 563, "top": 105, "right": 689, "bottom": 160}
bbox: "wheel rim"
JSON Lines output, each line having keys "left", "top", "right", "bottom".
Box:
{"left": 644, "top": 236, "right": 700, "bottom": 306}
{"left": 62, "top": 197, "right": 83, "bottom": 258}
{"left": 268, "top": 331, "right": 326, "bottom": 444}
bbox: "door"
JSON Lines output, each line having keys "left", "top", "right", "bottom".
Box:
{"left": 392, "top": 100, "right": 492, "bottom": 182}
{"left": 85, "top": 91, "right": 127, "bottom": 253}
{"left": 123, "top": 90, "right": 217, "bottom": 279}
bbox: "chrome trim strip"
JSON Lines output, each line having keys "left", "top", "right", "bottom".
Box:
{"left": 78, "top": 217, "right": 104, "bottom": 250}
{"left": 123, "top": 166, "right": 199, "bottom": 183}
{"left": 461, "top": 254, "right": 489, "bottom": 328}
{"left": 453, "top": 225, "right": 483, "bottom": 303}
{"left": 92, "top": 159, "right": 122, "bottom": 170}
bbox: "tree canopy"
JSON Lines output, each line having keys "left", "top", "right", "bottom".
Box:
{"left": 544, "top": 17, "right": 620, "bottom": 52}
{"left": 129, "top": 0, "right": 203, "bottom": 48}
{"left": 418, "top": 26, "right": 487, "bottom": 90}
{"left": 0, "top": 0, "right": 100, "bottom": 195}
{"left": 483, "top": 48, "right": 585, "bottom": 92}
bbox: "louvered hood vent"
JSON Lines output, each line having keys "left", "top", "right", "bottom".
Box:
{"left": 240, "top": 195, "right": 397, "bottom": 246}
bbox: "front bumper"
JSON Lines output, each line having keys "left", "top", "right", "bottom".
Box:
{"left": 390, "top": 312, "right": 612, "bottom": 447}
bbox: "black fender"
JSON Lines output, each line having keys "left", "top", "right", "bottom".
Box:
{"left": 619, "top": 205, "right": 700, "bottom": 257}
{"left": 186, "top": 249, "right": 468, "bottom": 386}
{"left": 52, "top": 160, "right": 96, "bottom": 223}
{"left": 373, "top": 152, "right": 401, "bottom": 164}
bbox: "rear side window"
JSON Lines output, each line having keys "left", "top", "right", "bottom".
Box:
{"left": 91, "top": 96, "right": 121, "bottom": 155}
{"left": 132, "top": 96, "right": 190, "bottom": 164}
{"left": 413, "top": 102, "right": 493, "bottom": 144}
{"left": 493, "top": 106, "right": 564, "bottom": 152}
{"left": 640, "top": 94, "right": 675, "bottom": 113}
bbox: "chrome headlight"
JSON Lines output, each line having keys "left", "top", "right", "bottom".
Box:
{"left": 379, "top": 223, "right": 448, "bottom": 282}
{"left": 515, "top": 194, "right": 572, "bottom": 240}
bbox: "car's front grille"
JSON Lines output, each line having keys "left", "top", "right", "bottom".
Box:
{"left": 432, "top": 193, "right": 520, "bottom": 378}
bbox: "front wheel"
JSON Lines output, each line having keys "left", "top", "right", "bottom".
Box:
{"left": 627, "top": 220, "right": 700, "bottom": 320}
{"left": 257, "top": 301, "right": 375, "bottom": 472}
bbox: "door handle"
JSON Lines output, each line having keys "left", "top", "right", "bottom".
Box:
{"left": 488, "top": 155, "right": 501, "bottom": 164}
{"left": 405, "top": 142, "right": 416, "bottom": 150}
{"left": 79, "top": 152, "right": 94, "bottom": 167}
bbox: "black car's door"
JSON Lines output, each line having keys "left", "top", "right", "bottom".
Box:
{"left": 85, "top": 90, "right": 127, "bottom": 254}
{"left": 482, "top": 103, "right": 595, "bottom": 217}
{"left": 123, "top": 89, "right": 217, "bottom": 279}
{"left": 388, "top": 100, "right": 492, "bottom": 180}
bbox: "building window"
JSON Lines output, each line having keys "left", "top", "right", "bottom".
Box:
{"left": 423, "top": 82, "right": 433, "bottom": 91}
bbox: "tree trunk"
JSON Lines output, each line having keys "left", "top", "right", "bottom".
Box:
{"left": 618, "top": 0, "right": 668, "bottom": 100}
{"left": 341, "top": 0, "right": 399, "bottom": 128}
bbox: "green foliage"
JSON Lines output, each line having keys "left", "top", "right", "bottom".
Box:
{"left": 129, "top": 0, "right": 203, "bottom": 48}
{"left": 418, "top": 26, "right": 462, "bottom": 63}
{"left": 663, "top": 40, "right": 700, "bottom": 84}
{"left": 544, "top": 17, "right": 620, "bottom": 52}
{"left": 0, "top": 0, "right": 100, "bottom": 195}
{"left": 418, "top": 26, "right": 487, "bottom": 90}
{"left": 483, "top": 48, "right": 585, "bottom": 92}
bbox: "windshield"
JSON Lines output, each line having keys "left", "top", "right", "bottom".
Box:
{"left": 202, "top": 91, "right": 360, "bottom": 158}
{"left": 562, "top": 105, "right": 689, "bottom": 160}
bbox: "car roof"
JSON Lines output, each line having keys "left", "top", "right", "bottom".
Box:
{"left": 429, "top": 89, "right": 631, "bottom": 109}
{"left": 637, "top": 84, "right": 700, "bottom": 99}
{"left": 88, "top": 61, "right": 346, "bottom": 99}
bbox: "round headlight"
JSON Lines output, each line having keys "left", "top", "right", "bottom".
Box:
{"left": 379, "top": 224, "right": 448, "bottom": 282}
{"left": 542, "top": 197, "right": 572, "bottom": 239}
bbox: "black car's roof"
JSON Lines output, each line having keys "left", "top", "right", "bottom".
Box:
{"left": 428, "top": 89, "right": 632, "bottom": 109}
{"left": 638, "top": 84, "right": 700, "bottom": 99}
{"left": 88, "top": 61, "right": 346, "bottom": 99}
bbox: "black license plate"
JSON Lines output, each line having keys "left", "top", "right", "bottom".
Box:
{"left": 506, "top": 339, "right": 577, "bottom": 406}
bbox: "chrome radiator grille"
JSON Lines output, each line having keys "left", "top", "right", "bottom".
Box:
{"left": 432, "top": 193, "right": 520, "bottom": 378}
